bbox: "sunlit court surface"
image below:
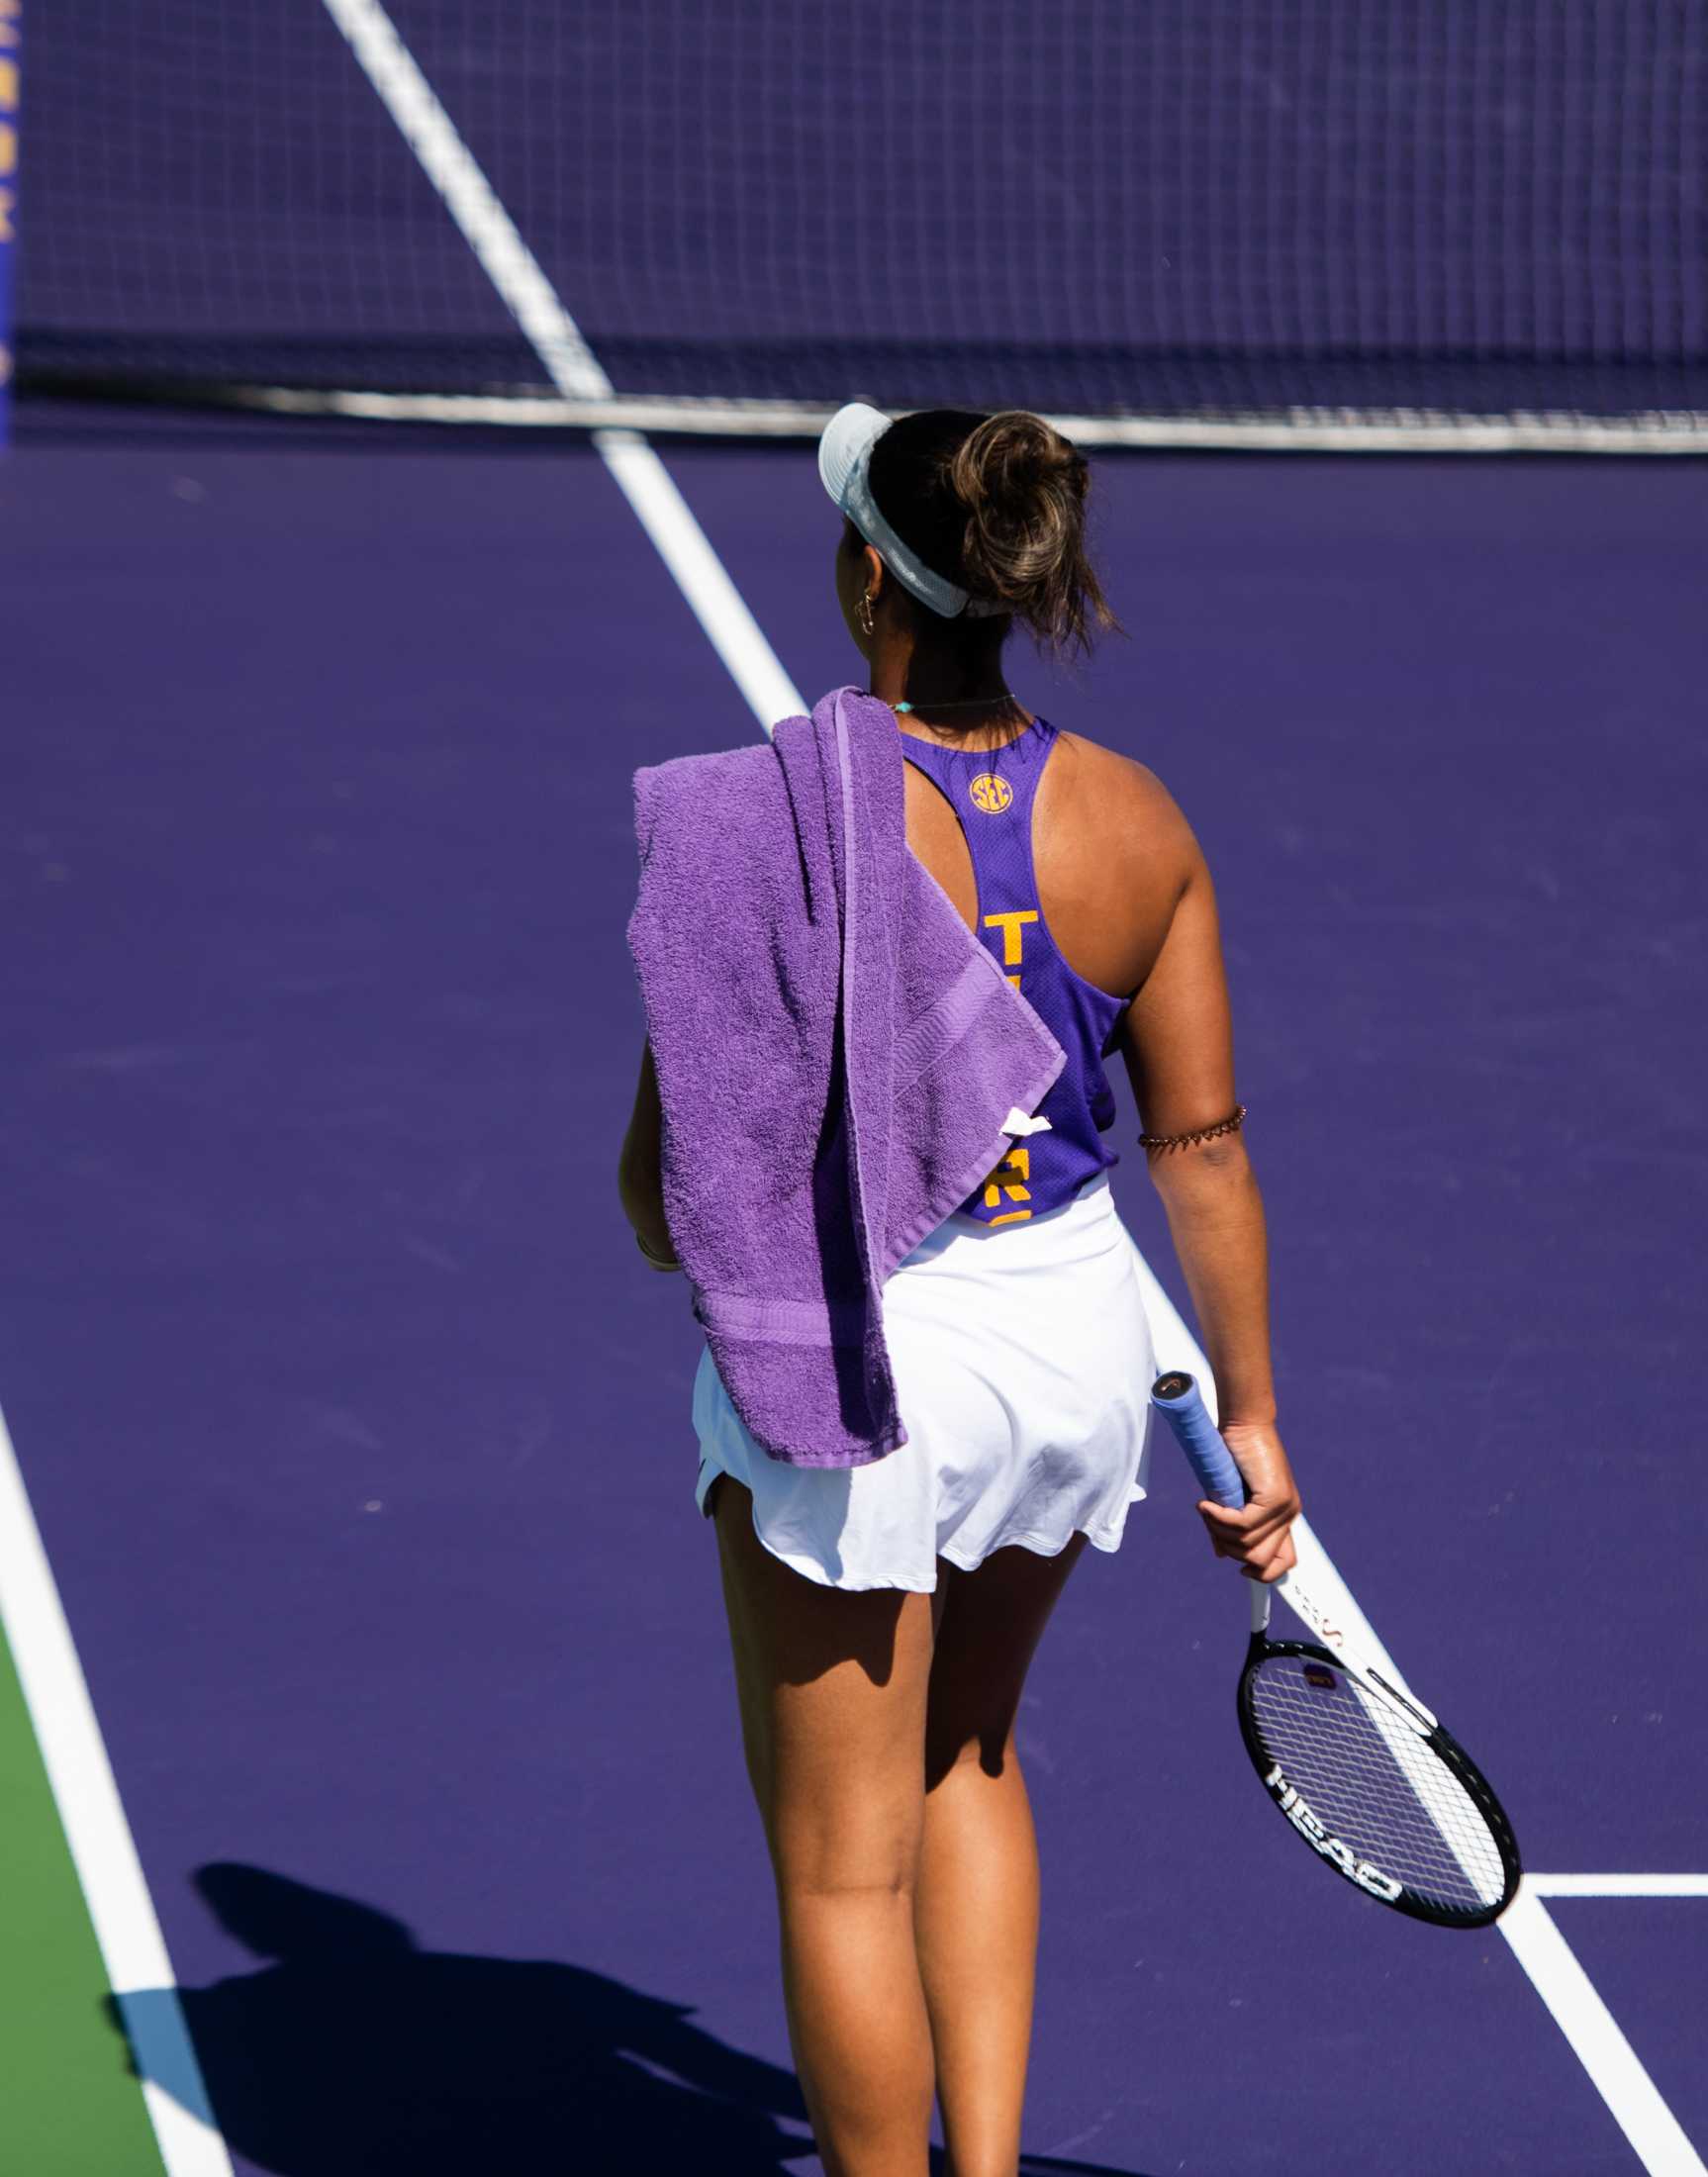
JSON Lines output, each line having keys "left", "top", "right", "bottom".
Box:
{"left": 2, "top": 7, "right": 1707, "bottom": 2176}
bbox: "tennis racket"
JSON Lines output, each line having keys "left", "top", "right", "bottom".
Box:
{"left": 1150, "top": 1370, "right": 1521, "bottom": 1929}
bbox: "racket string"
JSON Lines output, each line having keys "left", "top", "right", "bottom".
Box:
{"left": 1246, "top": 1657, "right": 1508, "bottom": 1913}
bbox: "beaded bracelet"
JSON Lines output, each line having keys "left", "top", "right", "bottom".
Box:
{"left": 1137, "top": 1102, "right": 1248, "bottom": 1153}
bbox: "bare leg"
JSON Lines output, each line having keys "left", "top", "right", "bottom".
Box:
{"left": 916, "top": 1534, "right": 1090, "bottom": 2177}
{"left": 710, "top": 1474, "right": 947, "bottom": 2177}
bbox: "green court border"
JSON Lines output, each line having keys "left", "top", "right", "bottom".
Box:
{"left": 0, "top": 1611, "right": 165, "bottom": 2174}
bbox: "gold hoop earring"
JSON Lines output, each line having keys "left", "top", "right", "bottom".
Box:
{"left": 857, "top": 590, "right": 875, "bottom": 638}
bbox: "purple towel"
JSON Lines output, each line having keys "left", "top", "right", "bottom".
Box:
{"left": 626, "top": 686, "right": 1066, "bottom": 1466}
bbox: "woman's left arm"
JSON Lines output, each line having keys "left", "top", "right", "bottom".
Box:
{"left": 618, "top": 1038, "right": 682, "bottom": 1271}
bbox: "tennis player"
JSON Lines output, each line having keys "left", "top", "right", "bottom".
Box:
{"left": 619, "top": 404, "right": 1301, "bottom": 2177}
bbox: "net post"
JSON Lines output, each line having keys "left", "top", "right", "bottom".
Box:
{"left": 0, "top": 0, "right": 17, "bottom": 450}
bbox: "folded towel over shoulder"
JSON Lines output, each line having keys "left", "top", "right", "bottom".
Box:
{"left": 625, "top": 686, "right": 1066, "bottom": 1467}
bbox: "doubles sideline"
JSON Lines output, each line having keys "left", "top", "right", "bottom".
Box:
{"left": 0, "top": 1406, "right": 230, "bottom": 2174}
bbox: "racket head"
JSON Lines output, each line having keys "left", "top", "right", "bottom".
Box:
{"left": 1238, "top": 1636, "right": 1521, "bottom": 1929}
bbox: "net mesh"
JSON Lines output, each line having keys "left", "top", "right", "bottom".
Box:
{"left": 1246, "top": 1653, "right": 1509, "bottom": 1916}
{"left": 18, "top": 0, "right": 1708, "bottom": 426}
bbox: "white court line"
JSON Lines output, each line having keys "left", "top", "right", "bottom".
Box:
{"left": 1530, "top": 1875, "right": 1708, "bottom": 1900}
{"left": 0, "top": 1406, "right": 232, "bottom": 2175}
{"left": 1502, "top": 1886, "right": 1706, "bottom": 2176}
{"left": 319, "top": 0, "right": 805, "bottom": 739}
{"left": 594, "top": 429, "right": 805, "bottom": 733}
{"left": 321, "top": 12, "right": 1703, "bottom": 2173}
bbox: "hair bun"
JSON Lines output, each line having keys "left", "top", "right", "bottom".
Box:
{"left": 949, "top": 411, "right": 1113, "bottom": 654}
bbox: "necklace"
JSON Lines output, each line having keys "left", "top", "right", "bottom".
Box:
{"left": 878, "top": 691, "right": 1021, "bottom": 715}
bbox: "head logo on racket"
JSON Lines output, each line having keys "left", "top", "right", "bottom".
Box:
{"left": 1265, "top": 1765, "right": 1404, "bottom": 1902}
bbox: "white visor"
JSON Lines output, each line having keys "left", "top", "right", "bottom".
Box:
{"left": 817, "top": 402, "right": 1010, "bottom": 620}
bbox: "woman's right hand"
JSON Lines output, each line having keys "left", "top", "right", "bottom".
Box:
{"left": 1193, "top": 1420, "right": 1301, "bottom": 1583}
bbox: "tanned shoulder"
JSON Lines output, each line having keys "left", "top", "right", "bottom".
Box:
{"left": 1054, "top": 730, "right": 1198, "bottom": 905}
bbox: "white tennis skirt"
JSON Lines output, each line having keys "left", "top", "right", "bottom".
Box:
{"left": 691, "top": 1169, "right": 1158, "bottom": 1592}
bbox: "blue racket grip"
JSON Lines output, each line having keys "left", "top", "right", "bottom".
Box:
{"left": 1150, "top": 1372, "right": 1247, "bottom": 1510}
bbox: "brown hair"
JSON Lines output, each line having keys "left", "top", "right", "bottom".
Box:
{"left": 865, "top": 407, "right": 1119, "bottom": 657}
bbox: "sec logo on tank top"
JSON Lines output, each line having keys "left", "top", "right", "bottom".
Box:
{"left": 969, "top": 772, "right": 1013, "bottom": 814}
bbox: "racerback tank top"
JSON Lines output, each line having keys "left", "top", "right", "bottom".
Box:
{"left": 900, "top": 717, "right": 1131, "bottom": 1227}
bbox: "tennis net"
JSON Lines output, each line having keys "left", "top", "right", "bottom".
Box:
{"left": 17, "top": 0, "right": 1708, "bottom": 447}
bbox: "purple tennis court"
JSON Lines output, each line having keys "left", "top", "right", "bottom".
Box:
{"left": 3, "top": 7, "right": 1706, "bottom": 2175}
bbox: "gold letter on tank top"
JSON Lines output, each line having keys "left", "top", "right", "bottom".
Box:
{"left": 983, "top": 909, "right": 1038, "bottom": 969}
{"left": 981, "top": 1145, "right": 1034, "bottom": 1223}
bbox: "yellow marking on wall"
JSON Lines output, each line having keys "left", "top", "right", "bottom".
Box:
{"left": 983, "top": 908, "right": 1038, "bottom": 966}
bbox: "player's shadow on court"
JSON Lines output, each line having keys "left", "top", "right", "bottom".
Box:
{"left": 108, "top": 1862, "right": 814, "bottom": 2174}
{"left": 109, "top": 1862, "right": 1154, "bottom": 2177}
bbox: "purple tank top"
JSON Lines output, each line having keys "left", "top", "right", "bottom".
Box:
{"left": 900, "top": 717, "right": 1131, "bottom": 1226}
